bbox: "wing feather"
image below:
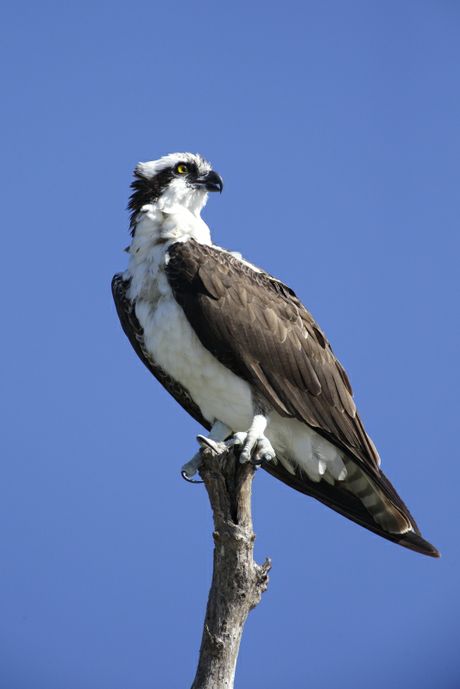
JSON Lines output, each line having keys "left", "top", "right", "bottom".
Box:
{"left": 166, "top": 240, "right": 381, "bottom": 474}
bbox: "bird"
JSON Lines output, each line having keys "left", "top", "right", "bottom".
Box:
{"left": 112, "top": 152, "right": 439, "bottom": 558}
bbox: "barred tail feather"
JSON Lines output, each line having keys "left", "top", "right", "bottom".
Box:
{"left": 263, "top": 459, "right": 440, "bottom": 558}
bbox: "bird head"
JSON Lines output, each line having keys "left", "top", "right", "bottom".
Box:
{"left": 128, "top": 152, "right": 223, "bottom": 234}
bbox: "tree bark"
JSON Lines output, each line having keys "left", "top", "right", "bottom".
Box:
{"left": 190, "top": 444, "right": 271, "bottom": 689}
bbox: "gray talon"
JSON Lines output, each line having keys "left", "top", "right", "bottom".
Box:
{"left": 181, "top": 471, "right": 203, "bottom": 484}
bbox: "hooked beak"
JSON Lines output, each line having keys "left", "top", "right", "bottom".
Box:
{"left": 193, "top": 170, "right": 224, "bottom": 193}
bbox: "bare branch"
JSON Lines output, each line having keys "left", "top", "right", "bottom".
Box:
{"left": 190, "top": 445, "right": 271, "bottom": 689}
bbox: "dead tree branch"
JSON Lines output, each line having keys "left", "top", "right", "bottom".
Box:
{"left": 190, "top": 445, "right": 271, "bottom": 689}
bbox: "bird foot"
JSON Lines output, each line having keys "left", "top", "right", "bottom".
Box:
{"left": 181, "top": 450, "right": 204, "bottom": 482}
{"left": 181, "top": 426, "right": 277, "bottom": 482}
{"left": 198, "top": 432, "right": 276, "bottom": 465}
{"left": 232, "top": 431, "right": 277, "bottom": 465}
{"left": 181, "top": 435, "right": 229, "bottom": 482}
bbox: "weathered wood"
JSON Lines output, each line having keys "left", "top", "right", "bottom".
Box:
{"left": 190, "top": 445, "right": 271, "bottom": 689}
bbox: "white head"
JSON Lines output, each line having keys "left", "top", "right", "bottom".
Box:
{"left": 129, "top": 152, "right": 223, "bottom": 235}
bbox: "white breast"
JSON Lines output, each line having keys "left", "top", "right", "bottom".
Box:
{"left": 137, "top": 286, "right": 254, "bottom": 429}
{"left": 126, "top": 223, "right": 254, "bottom": 431}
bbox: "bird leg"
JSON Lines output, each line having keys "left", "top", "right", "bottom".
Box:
{"left": 181, "top": 421, "right": 232, "bottom": 481}
{"left": 234, "top": 414, "right": 276, "bottom": 465}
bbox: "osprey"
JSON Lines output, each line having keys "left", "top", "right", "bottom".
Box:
{"left": 112, "top": 152, "right": 439, "bottom": 558}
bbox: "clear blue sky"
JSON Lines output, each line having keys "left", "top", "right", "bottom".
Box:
{"left": 1, "top": 2, "right": 459, "bottom": 688}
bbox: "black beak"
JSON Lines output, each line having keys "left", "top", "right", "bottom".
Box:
{"left": 193, "top": 170, "right": 224, "bottom": 193}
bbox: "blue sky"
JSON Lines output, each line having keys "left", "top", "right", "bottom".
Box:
{"left": 1, "top": 2, "right": 459, "bottom": 687}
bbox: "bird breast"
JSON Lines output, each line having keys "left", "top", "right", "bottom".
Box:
{"left": 130, "top": 247, "right": 255, "bottom": 431}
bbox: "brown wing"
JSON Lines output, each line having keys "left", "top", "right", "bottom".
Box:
{"left": 165, "top": 240, "right": 380, "bottom": 477}
{"left": 111, "top": 273, "right": 211, "bottom": 430}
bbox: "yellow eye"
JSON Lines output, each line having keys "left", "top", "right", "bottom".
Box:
{"left": 176, "top": 163, "right": 188, "bottom": 174}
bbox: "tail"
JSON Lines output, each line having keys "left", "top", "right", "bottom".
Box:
{"left": 263, "top": 458, "right": 439, "bottom": 558}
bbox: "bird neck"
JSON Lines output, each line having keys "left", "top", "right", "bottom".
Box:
{"left": 125, "top": 201, "right": 212, "bottom": 298}
{"left": 133, "top": 198, "right": 211, "bottom": 246}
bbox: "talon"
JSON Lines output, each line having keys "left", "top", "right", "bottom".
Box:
{"left": 181, "top": 451, "right": 203, "bottom": 481}
{"left": 181, "top": 471, "right": 203, "bottom": 484}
